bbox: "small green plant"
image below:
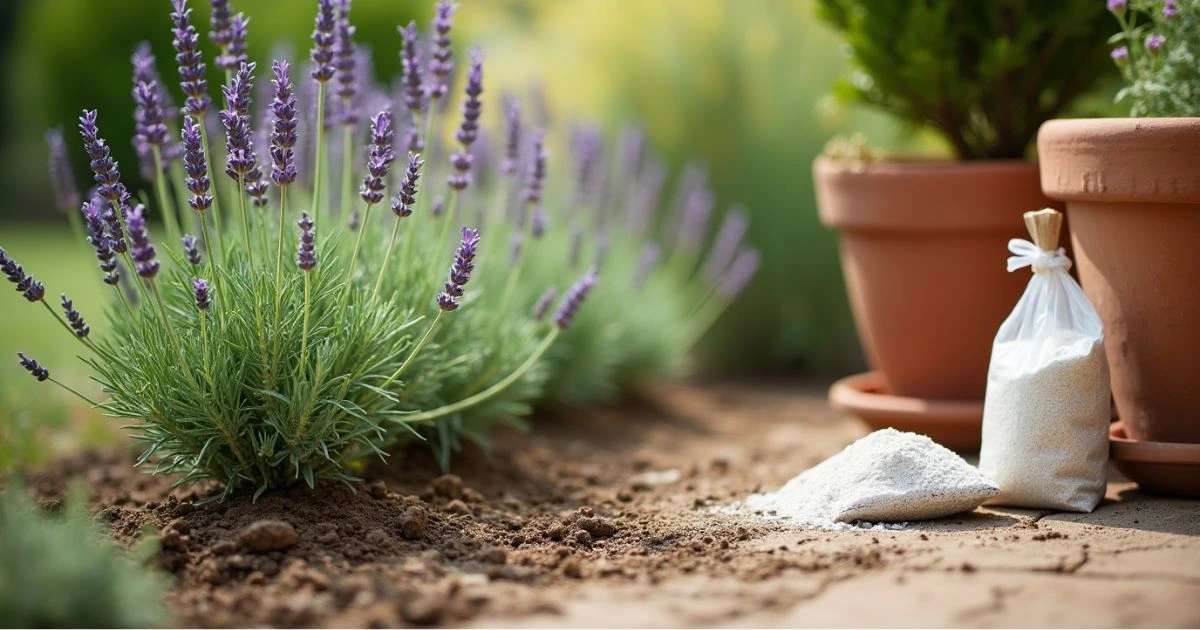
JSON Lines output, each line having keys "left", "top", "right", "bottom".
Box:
{"left": 0, "top": 484, "right": 171, "bottom": 628}
{"left": 1107, "top": 0, "right": 1200, "bottom": 116}
{"left": 816, "top": 0, "right": 1115, "bottom": 159}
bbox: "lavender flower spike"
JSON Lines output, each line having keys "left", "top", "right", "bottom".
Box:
{"left": 311, "top": 0, "right": 337, "bottom": 82}
{"left": 702, "top": 206, "right": 749, "bottom": 283}
{"left": 17, "top": 353, "right": 50, "bottom": 382}
{"left": 193, "top": 278, "right": 211, "bottom": 310}
{"left": 531, "top": 286, "right": 557, "bottom": 321}
{"left": 399, "top": 21, "right": 424, "bottom": 114}
{"left": 209, "top": 0, "right": 234, "bottom": 49}
{"left": 60, "top": 294, "right": 90, "bottom": 338}
{"left": 127, "top": 205, "right": 160, "bottom": 279}
{"left": 296, "top": 211, "right": 317, "bottom": 271}
{"left": 171, "top": 0, "right": 211, "bottom": 116}
{"left": 334, "top": 1, "right": 357, "bottom": 105}
{"left": 554, "top": 267, "right": 597, "bottom": 330}
{"left": 181, "top": 116, "right": 212, "bottom": 211}
{"left": 437, "top": 226, "right": 480, "bottom": 312}
{"left": 500, "top": 99, "right": 521, "bottom": 176}
{"left": 360, "top": 110, "right": 396, "bottom": 204}
{"left": 447, "top": 51, "right": 483, "bottom": 191}
{"left": 221, "top": 62, "right": 268, "bottom": 206}
{"left": 81, "top": 196, "right": 120, "bottom": 285}
{"left": 183, "top": 234, "right": 202, "bottom": 266}
{"left": 215, "top": 12, "right": 249, "bottom": 71}
{"left": 78, "top": 110, "right": 124, "bottom": 204}
{"left": 270, "top": 60, "right": 298, "bottom": 186}
{"left": 718, "top": 248, "right": 760, "bottom": 300}
{"left": 522, "top": 129, "right": 547, "bottom": 206}
{"left": 428, "top": 1, "right": 457, "bottom": 101}
{"left": 391, "top": 152, "right": 423, "bottom": 217}
{"left": 45, "top": 128, "right": 80, "bottom": 212}
{"left": 0, "top": 248, "right": 45, "bottom": 302}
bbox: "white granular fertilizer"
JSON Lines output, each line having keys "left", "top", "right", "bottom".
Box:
{"left": 979, "top": 332, "right": 1109, "bottom": 512}
{"left": 738, "top": 429, "right": 998, "bottom": 530}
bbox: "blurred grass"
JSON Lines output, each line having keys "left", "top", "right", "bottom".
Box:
{"left": 0, "top": 225, "right": 116, "bottom": 470}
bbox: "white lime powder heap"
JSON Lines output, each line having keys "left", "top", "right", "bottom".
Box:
{"left": 741, "top": 429, "right": 998, "bottom": 530}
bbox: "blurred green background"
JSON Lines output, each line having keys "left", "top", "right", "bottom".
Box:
{"left": 0, "top": 0, "right": 917, "bottom": 464}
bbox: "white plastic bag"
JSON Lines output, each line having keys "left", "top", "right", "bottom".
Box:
{"left": 979, "top": 209, "right": 1110, "bottom": 512}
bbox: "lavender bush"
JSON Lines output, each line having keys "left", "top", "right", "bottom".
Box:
{"left": 8, "top": 0, "right": 757, "bottom": 492}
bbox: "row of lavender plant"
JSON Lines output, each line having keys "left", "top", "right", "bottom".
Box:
{"left": 9, "top": 0, "right": 758, "bottom": 493}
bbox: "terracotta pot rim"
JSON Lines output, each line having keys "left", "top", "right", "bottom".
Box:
{"left": 1038, "top": 117, "right": 1200, "bottom": 203}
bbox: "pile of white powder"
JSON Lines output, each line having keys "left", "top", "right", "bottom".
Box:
{"left": 738, "top": 429, "right": 998, "bottom": 530}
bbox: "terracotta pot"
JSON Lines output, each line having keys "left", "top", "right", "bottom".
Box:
{"left": 815, "top": 158, "right": 1061, "bottom": 400}
{"left": 1039, "top": 118, "right": 1200, "bottom": 444}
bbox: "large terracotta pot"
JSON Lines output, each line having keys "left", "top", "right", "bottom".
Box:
{"left": 1039, "top": 118, "right": 1200, "bottom": 444}
{"left": 815, "top": 158, "right": 1060, "bottom": 400}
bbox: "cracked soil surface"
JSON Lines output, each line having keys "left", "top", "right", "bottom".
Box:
{"left": 25, "top": 381, "right": 1200, "bottom": 627}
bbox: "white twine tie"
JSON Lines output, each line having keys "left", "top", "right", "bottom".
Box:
{"left": 1007, "top": 238, "right": 1072, "bottom": 273}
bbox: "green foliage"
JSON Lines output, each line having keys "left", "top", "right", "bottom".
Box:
{"left": 0, "top": 484, "right": 171, "bottom": 628}
{"left": 1109, "top": 0, "right": 1200, "bottom": 116}
{"left": 816, "top": 0, "right": 1115, "bottom": 159}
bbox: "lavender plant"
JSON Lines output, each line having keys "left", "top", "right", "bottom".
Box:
{"left": 1107, "top": 0, "right": 1200, "bottom": 116}
{"left": 10, "top": 0, "right": 758, "bottom": 493}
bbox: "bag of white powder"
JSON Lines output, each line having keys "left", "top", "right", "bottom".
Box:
{"left": 979, "top": 209, "right": 1110, "bottom": 512}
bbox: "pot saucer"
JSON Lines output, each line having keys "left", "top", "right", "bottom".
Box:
{"left": 829, "top": 371, "right": 981, "bottom": 452}
{"left": 1109, "top": 422, "right": 1200, "bottom": 499}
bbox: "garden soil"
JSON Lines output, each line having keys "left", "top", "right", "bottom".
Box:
{"left": 23, "top": 381, "right": 1200, "bottom": 627}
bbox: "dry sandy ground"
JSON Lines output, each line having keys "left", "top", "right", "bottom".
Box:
{"left": 27, "top": 381, "right": 1200, "bottom": 628}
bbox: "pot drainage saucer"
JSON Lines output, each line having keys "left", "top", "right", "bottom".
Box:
{"left": 1110, "top": 422, "right": 1200, "bottom": 499}
{"left": 829, "top": 371, "right": 982, "bottom": 452}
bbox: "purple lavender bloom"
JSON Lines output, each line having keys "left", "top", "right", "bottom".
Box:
{"left": 718, "top": 248, "right": 760, "bottom": 300}
{"left": 500, "top": 99, "right": 521, "bottom": 176}
{"left": 171, "top": 0, "right": 211, "bottom": 116}
{"left": 399, "top": 21, "right": 424, "bottom": 114}
{"left": 436, "top": 226, "right": 480, "bottom": 312}
{"left": 554, "top": 267, "right": 597, "bottom": 330}
{"left": 210, "top": 0, "right": 233, "bottom": 49}
{"left": 216, "top": 12, "right": 249, "bottom": 71}
{"left": 531, "top": 286, "right": 557, "bottom": 321}
{"left": 347, "top": 211, "right": 360, "bottom": 231}
{"left": 1111, "top": 46, "right": 1129, "bottom": 61}
{"left": 675, "top": 182, "right": 715, "bottom": 250}
{"left": 296, "top": 211, "right": 317, "bottom": 271}
{"left": 270, "top": 60, "right": 298, "bottom": 186}
{"left": 702, "top": 206, "right": 749, "bottom": 283}
{"left": 567, "top": 223, "right": 583, "bottom": 268}
{"left": 456, "top": 51, "right": 484, "bottom": 148}
{"left": 334, "top": 1, "right": 357, "bottom": 105}
{"left": 428, "top": 1, "right": 457, "bottom": 101}
{"left": 221, "top": 63, "right": 268, "bottom": 206}
{"left": 1146, "top": 34, "right": 1166, "bottom": 53}
{"left": 78, "top": 110, "right": 125, "bottom": 203}
{"left": 447, "top": 151, "right": 473, "bottom": 191}
{"left": 360, "top": 110, "right": 396, "bottom": 204}
{"left": 81, "top": 196, "right": 121, "bottom": 285}
{"left": 311, "top": 0, "right": 338, "bottom": 82}
{"left": 60, "top": 294, "right": 90, "bottom": 338}
{"left": 193, "top": 277, "right": 211, "bottom": 310}
{"left": 0, "top": 249, "right": 45, "bottom": 303}
{"left": 45, "top": 128, "right": 80, "bottom": 212}
{"left": 126, "top": 205, "right": 160, "bottom": 279}
{"left": 531, "top": 206, "right": 547, "bottom": 238}
{"left": 1164, "top": 0, "right": 1179, "bottom": 17}
{"left": 133, "top": 81, "right": 169, "bottom": 149}
{"left": 402, "top": 118, "right": 424, "bottom": 153}
{"left": 17, "top": 353, "right": 49, "bottom": 382}
{"left": 572, "top": 125, "right": 603, "bottom": 206}
{"left": 391, "top": 152, "right": 423, "bottom": 217}
{"left": 132, "top": 42, "right": 179, "bottom": 122}
{"left": 522, "top": 129, "right": 547, "bottom": 206}
{"left": 181, "top": 116, "right": 213, "bottom": 211}
{"left": 183, "top": 234, "right": 202, "bottom": 266}
{"left": 633, "top": 243, "right": 660, "bottom": 290}
{"left": 1106, "top": 0, "right": 1127, "bottom": 13}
